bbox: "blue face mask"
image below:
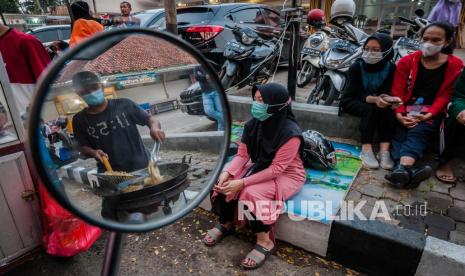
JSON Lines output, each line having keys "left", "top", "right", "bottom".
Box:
{"left": 82, "top": 88, "right": 105, "bottom": 106}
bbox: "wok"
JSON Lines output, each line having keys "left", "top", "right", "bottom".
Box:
{"left": 94, "top": 155, "right": 192, "bottom": 209}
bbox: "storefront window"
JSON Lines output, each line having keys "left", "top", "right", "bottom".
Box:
{"left": 354, "top": 0, "right": 438, "bottom": 37}
{"left": 0, "top": 82, "right": 19, "bottom": 146}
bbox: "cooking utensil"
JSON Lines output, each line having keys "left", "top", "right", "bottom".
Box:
{"left": 96, "top": 156, "right": 136, "bottom": 188}
{"left": 150, "top": 142, "right": 161, "bottom": 165}
{"left": 94, "top": 155, "right": 193, "bottom": 210}
{"left": 102, "top": 156, "right": 113, "bottom": 172}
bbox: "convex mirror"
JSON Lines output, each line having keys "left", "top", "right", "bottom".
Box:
{"left": 29, "top": 28, "right": 230, "bottom": 232}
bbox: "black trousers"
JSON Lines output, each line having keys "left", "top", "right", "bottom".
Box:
{"left": 439, "top": 117, "right": 465, "bottom": 164}
{"left": 211, "top": 193, "right": 270, "bottom": 233}
{"left": 343, "top": 101, "right": 395, "bottom": 144}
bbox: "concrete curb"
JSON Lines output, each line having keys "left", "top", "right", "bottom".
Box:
{"left": 327, "top": 219, "right": 425, "bottom": 276}
{"left": 227, "top": 95, "right": 360, "bottom": 140}
{"left": 415, "top": 236, "right": 465, "bottom": 276}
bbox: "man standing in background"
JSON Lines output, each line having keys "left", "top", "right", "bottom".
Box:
{"left": 112, "top": 1, "right": 140, "bottom": 27}
{"left": 0, "top": 23, "right": 50, "bottom": 116}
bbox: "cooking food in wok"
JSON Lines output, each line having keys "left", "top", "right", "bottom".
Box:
{"left": 93, "top": 160, "right": 191, "bottom": 199}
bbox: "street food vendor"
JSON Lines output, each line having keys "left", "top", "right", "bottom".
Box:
{"left": 71, "top": 71, "right": 165, "bottom": 173}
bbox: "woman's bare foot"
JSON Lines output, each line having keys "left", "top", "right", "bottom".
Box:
{"left": 436, "top": 162, "right": 456, "bottom": 184}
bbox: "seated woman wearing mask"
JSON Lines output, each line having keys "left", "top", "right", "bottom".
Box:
{"left": 340, "top": 32, "right": 400, "bottom": 170}
{"left": 203, "top": 83, "right": 306, "bottom": 269}
{"left": 386, "top": 22, "right": 464, "bottom": 188}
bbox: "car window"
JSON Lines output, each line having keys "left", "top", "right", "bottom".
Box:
{"left": 231, "top": 8, "right": 266, "bottom": 25}
{"left": 59, "top": 28, "right": 71, "bottom": 40}
{"left": 262, "top": 9, "right": 281, "bottom": 27}
{"left": 134, "top": 12, "right": 155, "bottom": 27}
{"left": 33, "top": 29, "right": 59, "bottom": 43}
{"left": 149, "top": 17, "right": 165, "bottom": 29}
{"left": 177, "top": 7, "right": 215, "bottom": 24}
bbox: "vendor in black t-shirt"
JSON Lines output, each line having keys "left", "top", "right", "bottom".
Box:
{"left": 71, "top": 71, "right": 165, "bottom": 173}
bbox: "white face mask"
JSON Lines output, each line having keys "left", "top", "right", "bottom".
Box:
{"left": 362, "top": 51, "right": 384, "bottom": 64}
{"left": 362, "top": 47, "right": 391, "bottom": 64}
{"left": 420, "top": 42, "right": 443, "bottom": 57}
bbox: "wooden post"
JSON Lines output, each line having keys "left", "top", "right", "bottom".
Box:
{"left": 164, "top": 0, "right": 177, "bottom": 35}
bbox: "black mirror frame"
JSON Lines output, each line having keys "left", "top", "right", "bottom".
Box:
{"left": 28, "top": 28, "right": 231, "bottom": 233}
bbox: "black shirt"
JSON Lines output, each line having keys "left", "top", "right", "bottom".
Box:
{"left": 194, "top": 67, "right": 215, "bottom": 93}
{"left": 340, "top": 60, "right": 396, "bottom": 115}
{"left": 410, "top": 61, "right": 448, "bottom": 105}
{"left": 72, "top": 98, "right": 150, "bottom": 172}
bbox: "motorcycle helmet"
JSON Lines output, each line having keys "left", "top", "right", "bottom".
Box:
{"left": 330, "top": 0, "right": 356, "bottom": 22}
{"left": 307, "top": 9, "right": 325, "bottom": 27}
{"left": 302, "top": 130, "right": 337, "bottom": 170}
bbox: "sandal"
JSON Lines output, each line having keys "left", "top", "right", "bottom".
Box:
{"left": 241, "top": 243, "right": 276, "bottom": 270}
{"left": 435, "top": 172, "right": 457, "bottom": 184}
{"left": 202, "top": 224, "right": 235, "bottom": 246}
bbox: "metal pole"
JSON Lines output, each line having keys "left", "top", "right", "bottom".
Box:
{"left": 164, "top": 0, "right": 178, "bottom": 35}
{"left": 101, "top": 232, "right": 125, "bottom": 276}
{"left": 287, "top": 0, "right": 300, "bottom": 101}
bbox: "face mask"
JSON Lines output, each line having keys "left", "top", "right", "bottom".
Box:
{"left": 420, "top": 42, "right": 443, "bottom": 57}
{"left": 251, "top": 101, "right": 272, "bottom": 121}
{"left": 251, "top": 98, "right": 291, "bottom": 121}
{"left": 82, "top": 88, "right": 105, "bottom": 106}
{"left": 362, "top": 51, "right": 384, "bottom": 64}
{"left": 362, "top": 47, "right": 391, "bottom": 64}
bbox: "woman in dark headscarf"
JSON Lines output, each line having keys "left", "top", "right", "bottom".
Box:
{"left": 340, "top": 32, "right": 400, "bottom": 170}
{"left": 203, "top": 83, "right": 306, "bottom": 269}
{"left": 69, "top": 1, "right": 103, "bottom": 46}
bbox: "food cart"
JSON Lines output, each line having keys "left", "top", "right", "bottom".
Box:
{"left": 0, "top": 56, "right": 42, "bottom": 272}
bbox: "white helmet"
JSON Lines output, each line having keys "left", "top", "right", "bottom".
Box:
{"left": 330, "top": 0, "right": 356, "bottom": 21}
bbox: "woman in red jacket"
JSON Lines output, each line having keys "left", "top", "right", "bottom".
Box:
{"left": 386, "top": 22, "right": 464, "bottom": 189}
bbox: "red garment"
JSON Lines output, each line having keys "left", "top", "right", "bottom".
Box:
{"left": 217, "top": 137, "right": 306, "bottom": 225}
{"left": 0, "top": 28, "right": 50, "bottom": 113}
{"left": 391, "top": 51, "right": 464, "bottom": 117}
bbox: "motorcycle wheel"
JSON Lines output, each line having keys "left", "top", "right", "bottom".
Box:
{"left": 307, "top": 73, "right": 324, "bottom": 104}
{"left": 297, "top": 61, "right": 315, "bottom": 88}
{"left": 322, "top": 78, "right": 338, "bottom": 106}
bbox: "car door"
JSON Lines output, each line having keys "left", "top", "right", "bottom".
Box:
{"left": 58, "top": 27, "right": 71, "bottom": 42}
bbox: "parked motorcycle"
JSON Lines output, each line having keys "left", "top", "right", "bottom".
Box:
{"left": 393, "top": 9, "right": 429, "bottom": 61}
{"left": 297, "top": 9, "right": 332, "bottom": 88}
{"left": 219, "top": 25, "right": 282, "bottom": 90}
{"left": 298, "top": 26, "right": 332, "bottom": 88}
{"left": 307, "top": 19, "right": 368, "bottom": 105}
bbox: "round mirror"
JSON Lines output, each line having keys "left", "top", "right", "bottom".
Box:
{"left": 28, "top": 29, "right": 230, "bottom": 232}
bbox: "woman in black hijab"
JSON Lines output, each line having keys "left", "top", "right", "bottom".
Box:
{"left": 340, "top": 32, "right": 401, "bottom": 170}
{"left": 202, "top": 83, "right": 306, "bottom": 270}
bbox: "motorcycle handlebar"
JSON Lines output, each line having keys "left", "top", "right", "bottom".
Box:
{"left": 398, "top": 16, "right": 416, "bottom": 26}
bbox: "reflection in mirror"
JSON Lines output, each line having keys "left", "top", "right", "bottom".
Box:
{"left": 38, "top": 33, "right": 226, "bottom": 225}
